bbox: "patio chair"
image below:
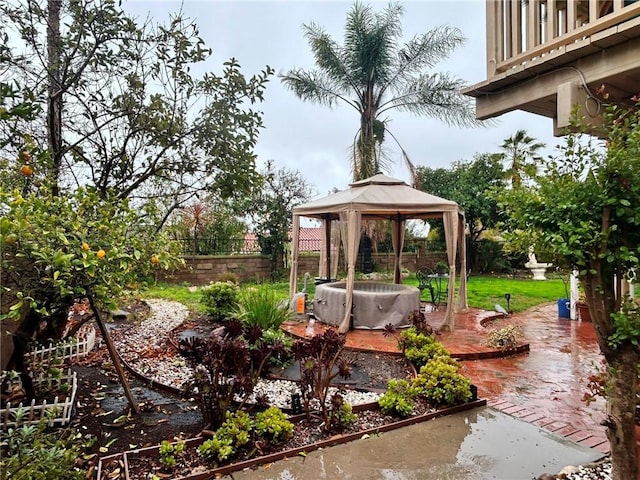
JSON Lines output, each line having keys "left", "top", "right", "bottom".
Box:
{"left": 416, "top": 267, "right": 437, "bottom": 308}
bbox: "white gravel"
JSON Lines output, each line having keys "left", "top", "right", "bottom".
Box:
{"left": 557, "top": 460, "right": 612, "bottom": 480}
{"left": 112, "top": 299, "right": 194, "bottom": 388}
{"left": 244, "top": 378, "right": 381, "bottom": 410}
{"left": 112, "top": 299, "right": 381, "bottom": 407}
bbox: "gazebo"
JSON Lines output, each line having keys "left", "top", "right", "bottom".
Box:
{"left": 289, "top": 174, "right": 468, "bottom": 332}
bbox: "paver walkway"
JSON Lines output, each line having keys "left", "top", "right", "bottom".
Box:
{"left": 282, "top": 302, "right": 610, "bottom": 454}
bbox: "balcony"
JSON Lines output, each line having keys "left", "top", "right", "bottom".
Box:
{"left": 463, "top": 0, "right": 640, "bottom": 134}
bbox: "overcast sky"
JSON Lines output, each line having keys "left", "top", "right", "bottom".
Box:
{"left": 125, "top": 0, "right": 560, "bottom": 199}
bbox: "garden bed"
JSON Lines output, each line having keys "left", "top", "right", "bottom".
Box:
{"left": 96, "top": 398, "right": 486, "bottom": 480}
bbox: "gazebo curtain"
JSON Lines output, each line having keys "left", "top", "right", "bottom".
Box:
{"left": 289, "top": 215, "right": 301, "bottom": 295}
{"left": 443, "top": 211, "right": 458, "bottom": 329}
{"left": 318, "top": 219, "right": 343, "bottom": 281}
{"left": 457, "top": 212, "right": 468, "bottom": 312}
{"left": 391, "top": 218, "right": 406, "bottom": 284}
{"left": 338, "top": 210, "right": 361, "bottom": 333}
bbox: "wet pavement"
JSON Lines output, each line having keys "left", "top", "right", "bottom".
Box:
{"left": 224, "top": 407, "right": 603, "bottom": 480}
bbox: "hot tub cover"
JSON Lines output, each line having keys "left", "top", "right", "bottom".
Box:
{"left": 314, "top": 281, "right": 420, "bottom": 329}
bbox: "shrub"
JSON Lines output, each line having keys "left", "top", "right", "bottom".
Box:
{"left": 399, "top": 327, "right": 434, "bottom": 350}
{"left": 412, "top": 359, "right": 472, "bottom": 406}
{"left": 179, "top": 320, "right": 289, "bottom": 429}
{"left": 235, "top": 284, "right": 291, "bottom": 330}
{"left": 399, "top": 327, "right": 452, "bottom": 369}
{"left": 260, "top": 328, "right": 294, "bottom": 370}
{"left": 383, "top": 312, "right": 434, "bottom": 352}
{"left": 404, "top": 341, "right": 452, "bottom": 370}
{"left": 197, "top": 435, "right": 235, "bottom": 463}
{"left": 197, "top": 411, "right": 252, "bottom": 463}
{"left": 378, "top": 379, "right": 416, "bottom": 417}
{"left": 291, "top": 330, "right": 355, "bottom": 430}
{"left": 254, "top": 406, "right": 294, "bottom": 443}
{"left": 200, "top": 281, "right": 240, "bottom": 322}
{"left": 0, "top": 409, "right": 95, "bottom": 479}
{"left": 329, "top": 393, "right": 357, "bottom": 428}
{"left": 486, "top": 324, "right": 523, "bottom": 350}
{"left": 158, "top": 439, "right": 186, "bottom": 471}
{"left": 217, "top": 410, "right": 253, "bottom": 447}
{"left": 218, "top": 272, "right": 239, "bottom": 284}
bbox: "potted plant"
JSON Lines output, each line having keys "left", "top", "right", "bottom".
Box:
{"left": 576, "top": 288, "right": 591, "bottom": 322}
{"left": 435, "top": 260, "right": 449, "bottom": 275}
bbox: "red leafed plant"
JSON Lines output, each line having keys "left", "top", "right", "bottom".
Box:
{"left": 179, "top": 318, "right": 290, "bottom": 429}
{"left": 291, "top": 329, "right": 356, "bottom": 431}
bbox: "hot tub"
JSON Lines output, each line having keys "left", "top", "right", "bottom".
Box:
{"left": 313, "top": 281, "right": 420, "bottom": 329}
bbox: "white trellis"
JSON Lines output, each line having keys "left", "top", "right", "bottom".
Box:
{"left": 1, "top": 368, "right": 78, "bottom": 427}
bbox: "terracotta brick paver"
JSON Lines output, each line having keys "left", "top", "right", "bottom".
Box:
{"left": 282, "top": 301, "right": 610, "bottom": 454}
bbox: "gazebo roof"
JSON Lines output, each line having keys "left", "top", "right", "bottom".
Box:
{"left": 293, "top": 174, "right": 462, "bottom": 220}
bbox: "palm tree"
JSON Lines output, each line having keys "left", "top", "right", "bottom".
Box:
{"left": 499, "top": 129, "right": 546, "bottom": 188}
{"left": 280, "top": 1, "right": 480, "bottom": 183}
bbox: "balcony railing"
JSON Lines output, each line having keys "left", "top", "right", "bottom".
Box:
{"left": 486, "top": 0, "right": 640, "bottom": 77}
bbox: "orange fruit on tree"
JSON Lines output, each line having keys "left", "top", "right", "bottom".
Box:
{"left": 82, "top": 242, "right": 90, "bottom": 251}
{"left": 96, "top": 249, "right": 106, "bottom": 259}
{"left": 151, "top": 255, "right": 159, "bottom": 265}
{"left": 20, "top": 165, "right": 33, "bottom": 176}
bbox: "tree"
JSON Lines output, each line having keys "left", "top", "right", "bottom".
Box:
{"left": 499, "top": 129, "right": 546, "bottom": 188}
{"left": 497, "top": 105, "right": 640, "bottom": 480}
{"left": 169, "top": 198, "right": 248, "bottom": 255}
{"left": 1, "top": 0, "right": 272, "bottom": 222}
{"left": 242, "top": 162, "right": 315, "bottom": 278}
{"left": 280, "top": 1, "right": 479, "bottom": 182}
{"left": 0, "top": 185, "right": 181, "bottom": 406}
{"left": 416, "top": 154, "right": 505, "bottom": 271}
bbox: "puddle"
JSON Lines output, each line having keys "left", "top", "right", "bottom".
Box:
{"left": 100, "top": 383, "right": 201, "bottom": 428}
{"left": 225, "top": 406, "right": 604, "bottom": 480}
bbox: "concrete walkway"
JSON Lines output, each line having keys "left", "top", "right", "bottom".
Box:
{"left": 225, "top": 406, "right": 603, "bottom": 480}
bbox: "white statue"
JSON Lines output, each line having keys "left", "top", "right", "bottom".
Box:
{"left": 524, "top": 245, "right": 552, "bottom": 280}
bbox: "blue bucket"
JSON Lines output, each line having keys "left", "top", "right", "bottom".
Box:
{"left": 557, "top": 298, "right": 571, "bottom": 318}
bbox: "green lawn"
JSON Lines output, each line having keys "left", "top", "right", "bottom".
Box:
{"left": 461, "top": 276, "right": 566, "bottom": 312}
{"left": 142, "top": 274, "right": 567, "bottom": 315}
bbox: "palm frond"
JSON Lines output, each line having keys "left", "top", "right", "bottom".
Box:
{"left": 303, "top": 21, "right": 355, "bottom": 92}
{"left": 343, "top": 1, "right": 403, "bottom": 87}
{"left": 378, "top": 73, "right": 485, "bottom": 128}
{"left": 279, "top": 69, "right": 358, "bottom": 110}
{"left": 385, "top": 127, "right": 417, "bottom": 186}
